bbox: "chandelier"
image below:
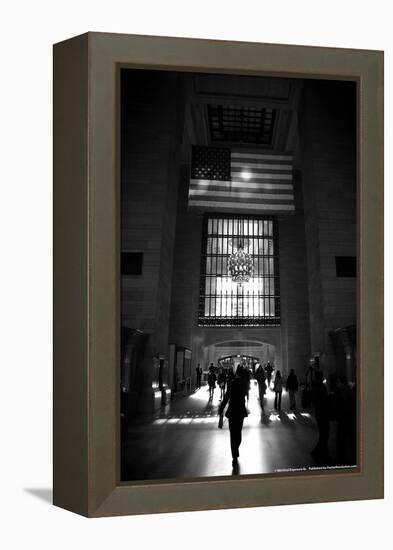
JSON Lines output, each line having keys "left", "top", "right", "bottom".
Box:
{"left": 228, "top": 242, "right": 253, "bottom": 284}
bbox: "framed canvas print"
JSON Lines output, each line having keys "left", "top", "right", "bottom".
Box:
{"left": 53, "top": 33, "right": 383, "bottom": 517}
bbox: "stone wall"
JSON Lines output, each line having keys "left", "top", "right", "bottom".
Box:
{"left": 121, "top": 70, "right": 185, "bottom": 410}
{"left": 298, "top": 80, "right": 357, "bottom": 376}
{"left": 278, "top": 170, "right": 312, "bottom": 378}
{"left": 121, "top": 69, "right": 185, "bottom": 354}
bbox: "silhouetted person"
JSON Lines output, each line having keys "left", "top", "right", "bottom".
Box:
{"left": 219, "top": 371, "right": 248, "bottom": 468}
{"left": 265, "top": 362, "right": 273, "bottom": 388}
{"left": 195, "top": 364, "right": 203, "bottom": 389}
{"left": 240, "top": 364, "right": 251, "bottom": 402}
{"left": 307, "top": 358, "right": 321, "bottom": 386}
{"left": 273, "top": 370, "right": 283, "bottom": 410}
{"left": 335, "top": 376, "right": 357, "bottom": 465}
{"left": 311, "top": 371, "right": 330, "bottom": 463}
{"left": 286, "top": 369, "right": 299, "bottom": 410}
{"left": 255, "top": 363, "right": 267, "bottom": 408}
{"left": 226, "top": 366, "right": 235, "bottom": 385}
{"left": 306, "top": 359, "right": 314, "bottom": 386}
{"left": 217, "top": 368, "right": 227, "bottom": 400}
{"left": 207, "top": 369, "right": 217, "bottom": 399}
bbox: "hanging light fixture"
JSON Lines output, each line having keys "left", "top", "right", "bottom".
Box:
{"left": 228, "top": 239, "right": 253, "bottom": 284}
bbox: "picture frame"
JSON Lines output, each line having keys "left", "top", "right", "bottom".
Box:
{"left": 53, "top": 32, "right": 383, "bottom": 517}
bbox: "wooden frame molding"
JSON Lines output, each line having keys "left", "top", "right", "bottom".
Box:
{"left": 53, "top": 32, "right": 383, "bottom": 517}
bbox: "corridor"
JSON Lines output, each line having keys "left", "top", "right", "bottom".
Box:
{"left": 121, "top": 381, "right": 333, "bottom": 481}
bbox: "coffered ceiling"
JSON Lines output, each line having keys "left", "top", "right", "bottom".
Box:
{"left": 182, "top": 73, "right": 303, "bottom": 165}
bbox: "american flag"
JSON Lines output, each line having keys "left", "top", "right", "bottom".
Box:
{"left": 189, "top": 146, "right": 295, "bottom": 214}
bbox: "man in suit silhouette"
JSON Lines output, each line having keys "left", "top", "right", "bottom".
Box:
{"left": 219, "top": 365, "right": 248, "bottom": 469}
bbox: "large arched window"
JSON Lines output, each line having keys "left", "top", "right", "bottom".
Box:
{"left": 198, "top": 214, "right": 280, "bottom": 326}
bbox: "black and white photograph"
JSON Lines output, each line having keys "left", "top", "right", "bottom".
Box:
{"left": 120, "top": 68, "right": 357, "bottom": 481}
{"left": 3, "top": 0, "right": 389, "bottom": 541}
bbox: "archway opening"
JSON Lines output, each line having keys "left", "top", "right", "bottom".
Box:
{"left": 206, "top": 340, "right": 276, "bottom": 369}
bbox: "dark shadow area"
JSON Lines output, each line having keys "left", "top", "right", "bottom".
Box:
{"left": 294, "top": 412, "right": 316, "bottom": 430}
{"left": 278, "top": 411, "right": 297, "bottom": 430}
{"left": 24, "top": 488, "right": 53, "bottom": 504}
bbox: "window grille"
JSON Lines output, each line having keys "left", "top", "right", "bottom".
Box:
{"left": 198, "top": 214, "right": 280, "bottom": 326}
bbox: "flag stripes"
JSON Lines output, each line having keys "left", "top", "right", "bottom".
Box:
{"left": 188, "top": 200, "right": 295, "bottom": 212}
{"left": 188, "top": 148, "right": 295, "bottom": 214}
{"left": 189, "top": 190, "right": 294, "bottom": 201}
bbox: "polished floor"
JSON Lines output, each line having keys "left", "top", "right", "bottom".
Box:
{"left": 121, "top": 380, "right": 338, "bottom": 481}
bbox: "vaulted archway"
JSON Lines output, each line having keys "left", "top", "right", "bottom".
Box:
{"left": 205, "top": 339, "right": 277, "bottom": 370}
